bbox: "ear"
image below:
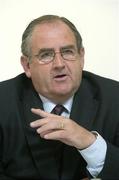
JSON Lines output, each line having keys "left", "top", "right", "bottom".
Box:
{"left": 20, "top": 56, "right": 31, "bottom": 78}
{"left": 79, "top": 47, "right": 85, "bottom": 69}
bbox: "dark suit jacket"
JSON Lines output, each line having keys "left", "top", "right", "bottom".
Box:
{"left": 0, "top": 71, "right": 119, "bottom": 180}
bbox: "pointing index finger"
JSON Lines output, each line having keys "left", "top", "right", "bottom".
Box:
{"left": 31, "top": 108, "right": 49, "bottom": 118}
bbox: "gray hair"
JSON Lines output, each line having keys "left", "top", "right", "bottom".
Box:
{"left": 21, "top": 15, "right": 83, "bottom": 57}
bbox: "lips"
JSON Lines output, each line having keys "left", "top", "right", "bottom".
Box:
{"left": 54, "top": 74, "right": 67, "bottom": 81}
{"left": 55, "top": 74, "right": 66, "bottom": 78}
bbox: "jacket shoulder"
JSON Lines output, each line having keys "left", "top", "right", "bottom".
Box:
{"left": 0, "top": 73, "right": 29, "bottom": 108}
{"left": 0, "top": 73, "right": 27, "bottom": 93}
{"left": 83, "top": 71, "right": 119, "bottom": 100}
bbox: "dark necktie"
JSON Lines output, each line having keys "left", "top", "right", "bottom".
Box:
{"left": 51, "top": 104, "right": 66, "bottom": 115}
{"left": 51, "top": 104, "right": 66, "bottom": 178}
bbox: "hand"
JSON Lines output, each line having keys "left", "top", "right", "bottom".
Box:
{"left": 30, "top": 108, "right": 96, "bottom": 150}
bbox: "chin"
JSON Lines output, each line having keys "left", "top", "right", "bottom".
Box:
{"left": 53, "top": 88, "right": 73, "bottom": 98}
{"left": 54, "top": 87, "right": 70, "bottom": 93}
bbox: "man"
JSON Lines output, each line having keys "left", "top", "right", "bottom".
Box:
{"left": 0, "top": 15, "right": 119, "bottom": 180}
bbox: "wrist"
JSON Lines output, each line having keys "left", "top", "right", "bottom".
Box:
{"left": 78, "top": 131, "right": 97, "bottom": 150}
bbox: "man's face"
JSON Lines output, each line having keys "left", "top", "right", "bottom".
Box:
{"left": 21, "top": 21, "right": 84, "bottom": 103}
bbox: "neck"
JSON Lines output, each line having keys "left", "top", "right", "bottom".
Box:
{"left": 39, "top": 93, "right": 74, "bottom": 104}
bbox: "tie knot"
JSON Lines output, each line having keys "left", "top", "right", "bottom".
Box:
{"left": 51, "top": 104, "right": 66, "bottom": 115}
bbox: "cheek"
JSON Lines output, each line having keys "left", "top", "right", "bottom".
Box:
{"left": 70, "top": 63, "right": 83, "bottom": 80}
{"left": 30, "top": 64, "right": 49, "bottom": 80}
{"left": 71, "top": 64, "right": 83, "bottom": 89}
{"left": 32, "top": 70, "right": 49, "bottom": 84}
{"left": 30, "top": 68, "right": 51, "bottom": 91}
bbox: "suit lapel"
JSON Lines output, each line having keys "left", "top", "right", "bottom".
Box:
{"left": 70, "top": 78, "right": 98, "bottom": 129}
{"left": 61, "top": 78, "right": 99, "bottom": 179}
{"left": 20, "top": 80, "right": 59, "bottom": 180}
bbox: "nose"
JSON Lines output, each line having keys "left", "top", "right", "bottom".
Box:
{"left": 52, "top": 52, "right": 65, "bottom": 68}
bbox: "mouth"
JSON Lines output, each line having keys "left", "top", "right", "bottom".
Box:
{"left": 54, "top": 74, "right": 68, "bottom": 81}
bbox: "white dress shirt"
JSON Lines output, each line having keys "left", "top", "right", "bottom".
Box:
{"left": 39, "top": 94, "right": 107, "bottom": 177}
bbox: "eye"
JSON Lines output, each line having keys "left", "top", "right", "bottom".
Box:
{"left": 38, "top": 51, "right": 54, "bottom": 59}
{"left": 62, "top": 49, "right": 75, "bottom": 55}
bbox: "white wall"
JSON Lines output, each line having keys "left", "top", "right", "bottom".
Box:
{"left": 0, "top": 0, "right": 118, "bottom": 81}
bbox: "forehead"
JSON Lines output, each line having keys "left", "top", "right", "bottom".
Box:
{"left": 31, "top": 21, "right": 77, "bottom": 50}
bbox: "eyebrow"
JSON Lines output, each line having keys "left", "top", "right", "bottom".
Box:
{"left": 37, "top": 48, "right": 54, "bottom": 53}
{"left": 36, "top": 45, "right": 76, "bottom": 54}
{"left": 60, "top": 45, "right": 76, "bottom": 50}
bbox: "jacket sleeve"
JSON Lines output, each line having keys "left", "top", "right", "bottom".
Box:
{"left": 98, "top": 142, "right": 119, "bottom": 179}
{"left": 97, "top": 112, "right": 119, "bottom": 179}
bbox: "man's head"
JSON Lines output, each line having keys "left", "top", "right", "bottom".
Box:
{"left": 21, "top": 15, "right": 85, "bottom": 103}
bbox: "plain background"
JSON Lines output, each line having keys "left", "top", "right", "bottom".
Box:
{"left": 0, "top": 0, "right": 118, "bottom": 81}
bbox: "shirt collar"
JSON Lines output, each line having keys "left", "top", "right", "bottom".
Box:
{"left": 39, "top": 94, "right": 73, "bottom": 114}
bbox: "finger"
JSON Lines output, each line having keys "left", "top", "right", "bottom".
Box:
{"left": 30, "top": 114, "right": 59, "bottom": 128}
{"left": 36, "top": 119, "right": 64, "bottom": 133}
{"left": 30, "top": 118, "right": 47, "bottom": 128}
{"left": 30, "top": 109, "right": 63, "bottom": 128}
{"left": 30, "top": 115, "right": 60, "bottom": 128}
{"left": 43, "top": 130, "right": 65, "bottom": 140}
{"left": 40, "top": 130, "right": 54, "bottom": 138}
{"left": 31, "top": 108, "right": 49, "bottom": 118}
